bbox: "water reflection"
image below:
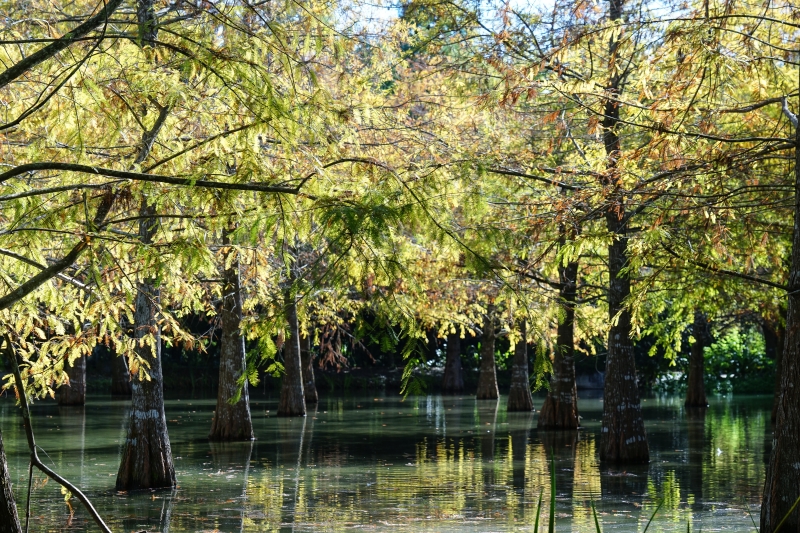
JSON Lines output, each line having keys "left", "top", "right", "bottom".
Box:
{"left": 0, "top": 394, "right": 772, "bottom": 532}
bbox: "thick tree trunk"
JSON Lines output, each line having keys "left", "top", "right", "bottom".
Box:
{"left": 761, "top": 118, "right": 800, "bottom": 533}
{"left": 111, "top": 353, "right": 132, "bottom": 396}
{"left": 507, "top": 321, "right": 534, "bottom": 412}
{"left": 0, "top": 429, "right": 21, "bottom": 533}
{"left": 598, "top": 0, "right": 649, "bottom": 464}
{"left": 476, "top": 305, "right": 499, "bottom": 400}
{"left": 115, "top": 201, "right": 176, "bottom": 490}
{"left": 442, "top": 332, "right": 464, "bottom": 393}
{"left": 301, "top": 334, "right": 318, "bottom": 405}
{"left": 57, "top": 353, "right": 86, "bottom": 406}
{"left": 763, "top": 320, "right": 785, "bottom": 422}
{"left": 600, "top": 212, "right": 649, "bottom": 463}
{"left": 278, "top": 289, "right": 306, "bottom": 417}
{"left": 685, "top": 311, "right": 709, "bottom": 408}
{"left": 539, "top": 258, "right": 580, "bottom": 429}
{"left": 210, "top": 231, "right": 254, "bottom": 441}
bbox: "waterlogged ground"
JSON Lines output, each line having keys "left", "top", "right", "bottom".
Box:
{"left": 0, "top": 393, "right": 771, "bottom": 532}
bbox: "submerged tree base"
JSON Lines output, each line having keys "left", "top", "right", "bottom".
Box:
{"left": 537, "top": 396, "right": 579, "bottom": 430}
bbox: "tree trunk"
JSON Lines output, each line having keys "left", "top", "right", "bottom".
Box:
{"left": 442, "top": 332, "right": 464, "bottom": 393}
{"left": 763, "top": 320, "right": 785, "bottom": 423}
{"left": 538, "top": 258, "right": 580, "bottom": 429}
{"left": 115, "top": 200, "right": 176, "bottom": 490}
{"left": 598, "top": 0, "right": 649, "bottom": 464}
{"left": 278, "top": 289, "right": 306, "bottom": 417}
{"left": 761, "top": 116, "right": 800, "bottom": 533}
{"left": 426, "top": 328, "right": 441, "bottom": 362}
{"left": 209, "top": 231, "right": 254, "bottom": 441}
{"left": 507, "top": 320, "right": 534, "bottom": 412}
{"left": 301, "top": 334, "right": 318, "bottom": 405}
{"left": 476, "top": 305, "right": 499, "bottom": 400}
{"left": 600, "top": 210, "right": 649, "bottom": 463}
{"left": 685, "top": 311, "right": 709, "bottom": 408}
{"left": 111, "top": 353, "right": 132, "bottom": 396}
{"left": 0, "top": 429, "right": 21, "bottom": 533}
{"left": 57, "top": 353, "right": 86, "bottom": 406}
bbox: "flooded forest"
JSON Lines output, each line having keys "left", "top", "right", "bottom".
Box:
{"left": 0, "top": 0, "right": 798, "bottom": 530}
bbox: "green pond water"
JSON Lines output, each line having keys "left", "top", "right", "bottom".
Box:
{"left": 0, "top": 393, "right": 771, "bottom": 532}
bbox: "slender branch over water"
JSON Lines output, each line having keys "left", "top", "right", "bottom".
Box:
{"left": 2, "top": 335, "right": 113, "bottom": 533}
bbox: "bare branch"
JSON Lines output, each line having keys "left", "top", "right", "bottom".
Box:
{"left": 2, "top": 336, "right": 113, "bottom": 533}
{"left": 782, "top": 97, "right": 799, "bottom": 129}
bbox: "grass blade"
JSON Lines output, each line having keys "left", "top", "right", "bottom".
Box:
{"left": 772, "top": 493, "right": 800, "bottom": 533}
{"left": 534, "top": 487, "right": 544, "bottom": 533}
{"left": 744, "top": 498, "right": 759, "bottom": 533}
{"left": 590, "top": 497, "right": 603, "bottom": 533}
{"left": 642, "top": 499, "right": 664, "bottom": 533}
{"left": 549, "top": 455, "right": 556, "bottom": 533}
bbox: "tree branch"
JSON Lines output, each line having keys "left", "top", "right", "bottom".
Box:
{"left": 486, "top": 167, "right": 588, "bottom": 191}
{"left": 2, "top": 336, "right": 113, "bottom": 533}
{"left": 782, "top": 97, "right": 798, "bottom": 129}
{"left": 0, "top": 248, "right": 92, "bottom": 292}
{"left": 661, "top": 242, "right": 787, "bottom": 291}
{"left": 0, "top": 187, "right": 115, "bottom": 311}
{"left": 0, "top": 162, "right": 302, "bottom": 195}
{"left": 0, "top": 0, "right": 124, "bottom": 90}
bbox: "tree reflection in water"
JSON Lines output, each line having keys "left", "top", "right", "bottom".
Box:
{"left": 0, "top": 394, "right": 773, "bottom": 532}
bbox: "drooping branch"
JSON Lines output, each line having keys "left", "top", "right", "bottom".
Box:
{"left": 486, "top": 167, "right": 589, "bottom": 191}
{"left": 2, "top": 336, "right": 113, "bottom": 533}
{"left": 661, "top": 242, "right": 787, "bottom": 291}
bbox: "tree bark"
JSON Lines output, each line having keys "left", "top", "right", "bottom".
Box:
{"left": 507, "top": 320, "right": 534, "bottom": 412}
{"left": 278, "top": 288, "right": 306, "bottom": 417}
{"left": 115, "top": 200, "right": 176, "bottom": 490}
{"left": 763, "top": 320, "right": 785, "bottom": 423}
{"left": 209, "top": 230, "right": 254, "bottom": 441}
{"left": 685, "top": 311, "right": 709, "bottom": 408}
{"left": 476, "top": 304, "right": 499, "bottom": 400}
{"left": 600, "top": 208, "right": 649, "bottom": 463}
{"left": 0, "top": 428, "right": 21, "bottom": 533}
{"left": 761, "top": 114, "right": 800, "bottom": 533}
{"left": 301, "top": 334, "right": 318, "bottom": 405}
{"left": 57, "top": 353, "right": 86, "bottom": 406}
{"left": 442, "top": 332, "right": 465, "bottom": 393}
{"left": 111, "top": 352, "right": 132, "bottom": 396}
{"left": 538, "top": 258, "right": 580, "bottom": 429}
{"left": 598, "top": 0, "right": 649, "bottom": 464}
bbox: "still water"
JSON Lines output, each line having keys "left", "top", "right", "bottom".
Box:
{"left": 0, "top": 393, "right": 771, "bottom": 532}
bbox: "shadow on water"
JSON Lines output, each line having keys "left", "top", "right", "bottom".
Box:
{"left": 0, "top": 393, "right": 773, "bottom": 532}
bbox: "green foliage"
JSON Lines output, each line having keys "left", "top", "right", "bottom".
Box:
{"left": 531, "top": 343, "right": 553, "bottom": 393}
{"left": 704, "top": 327, "right": 773, "bottom": 394}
